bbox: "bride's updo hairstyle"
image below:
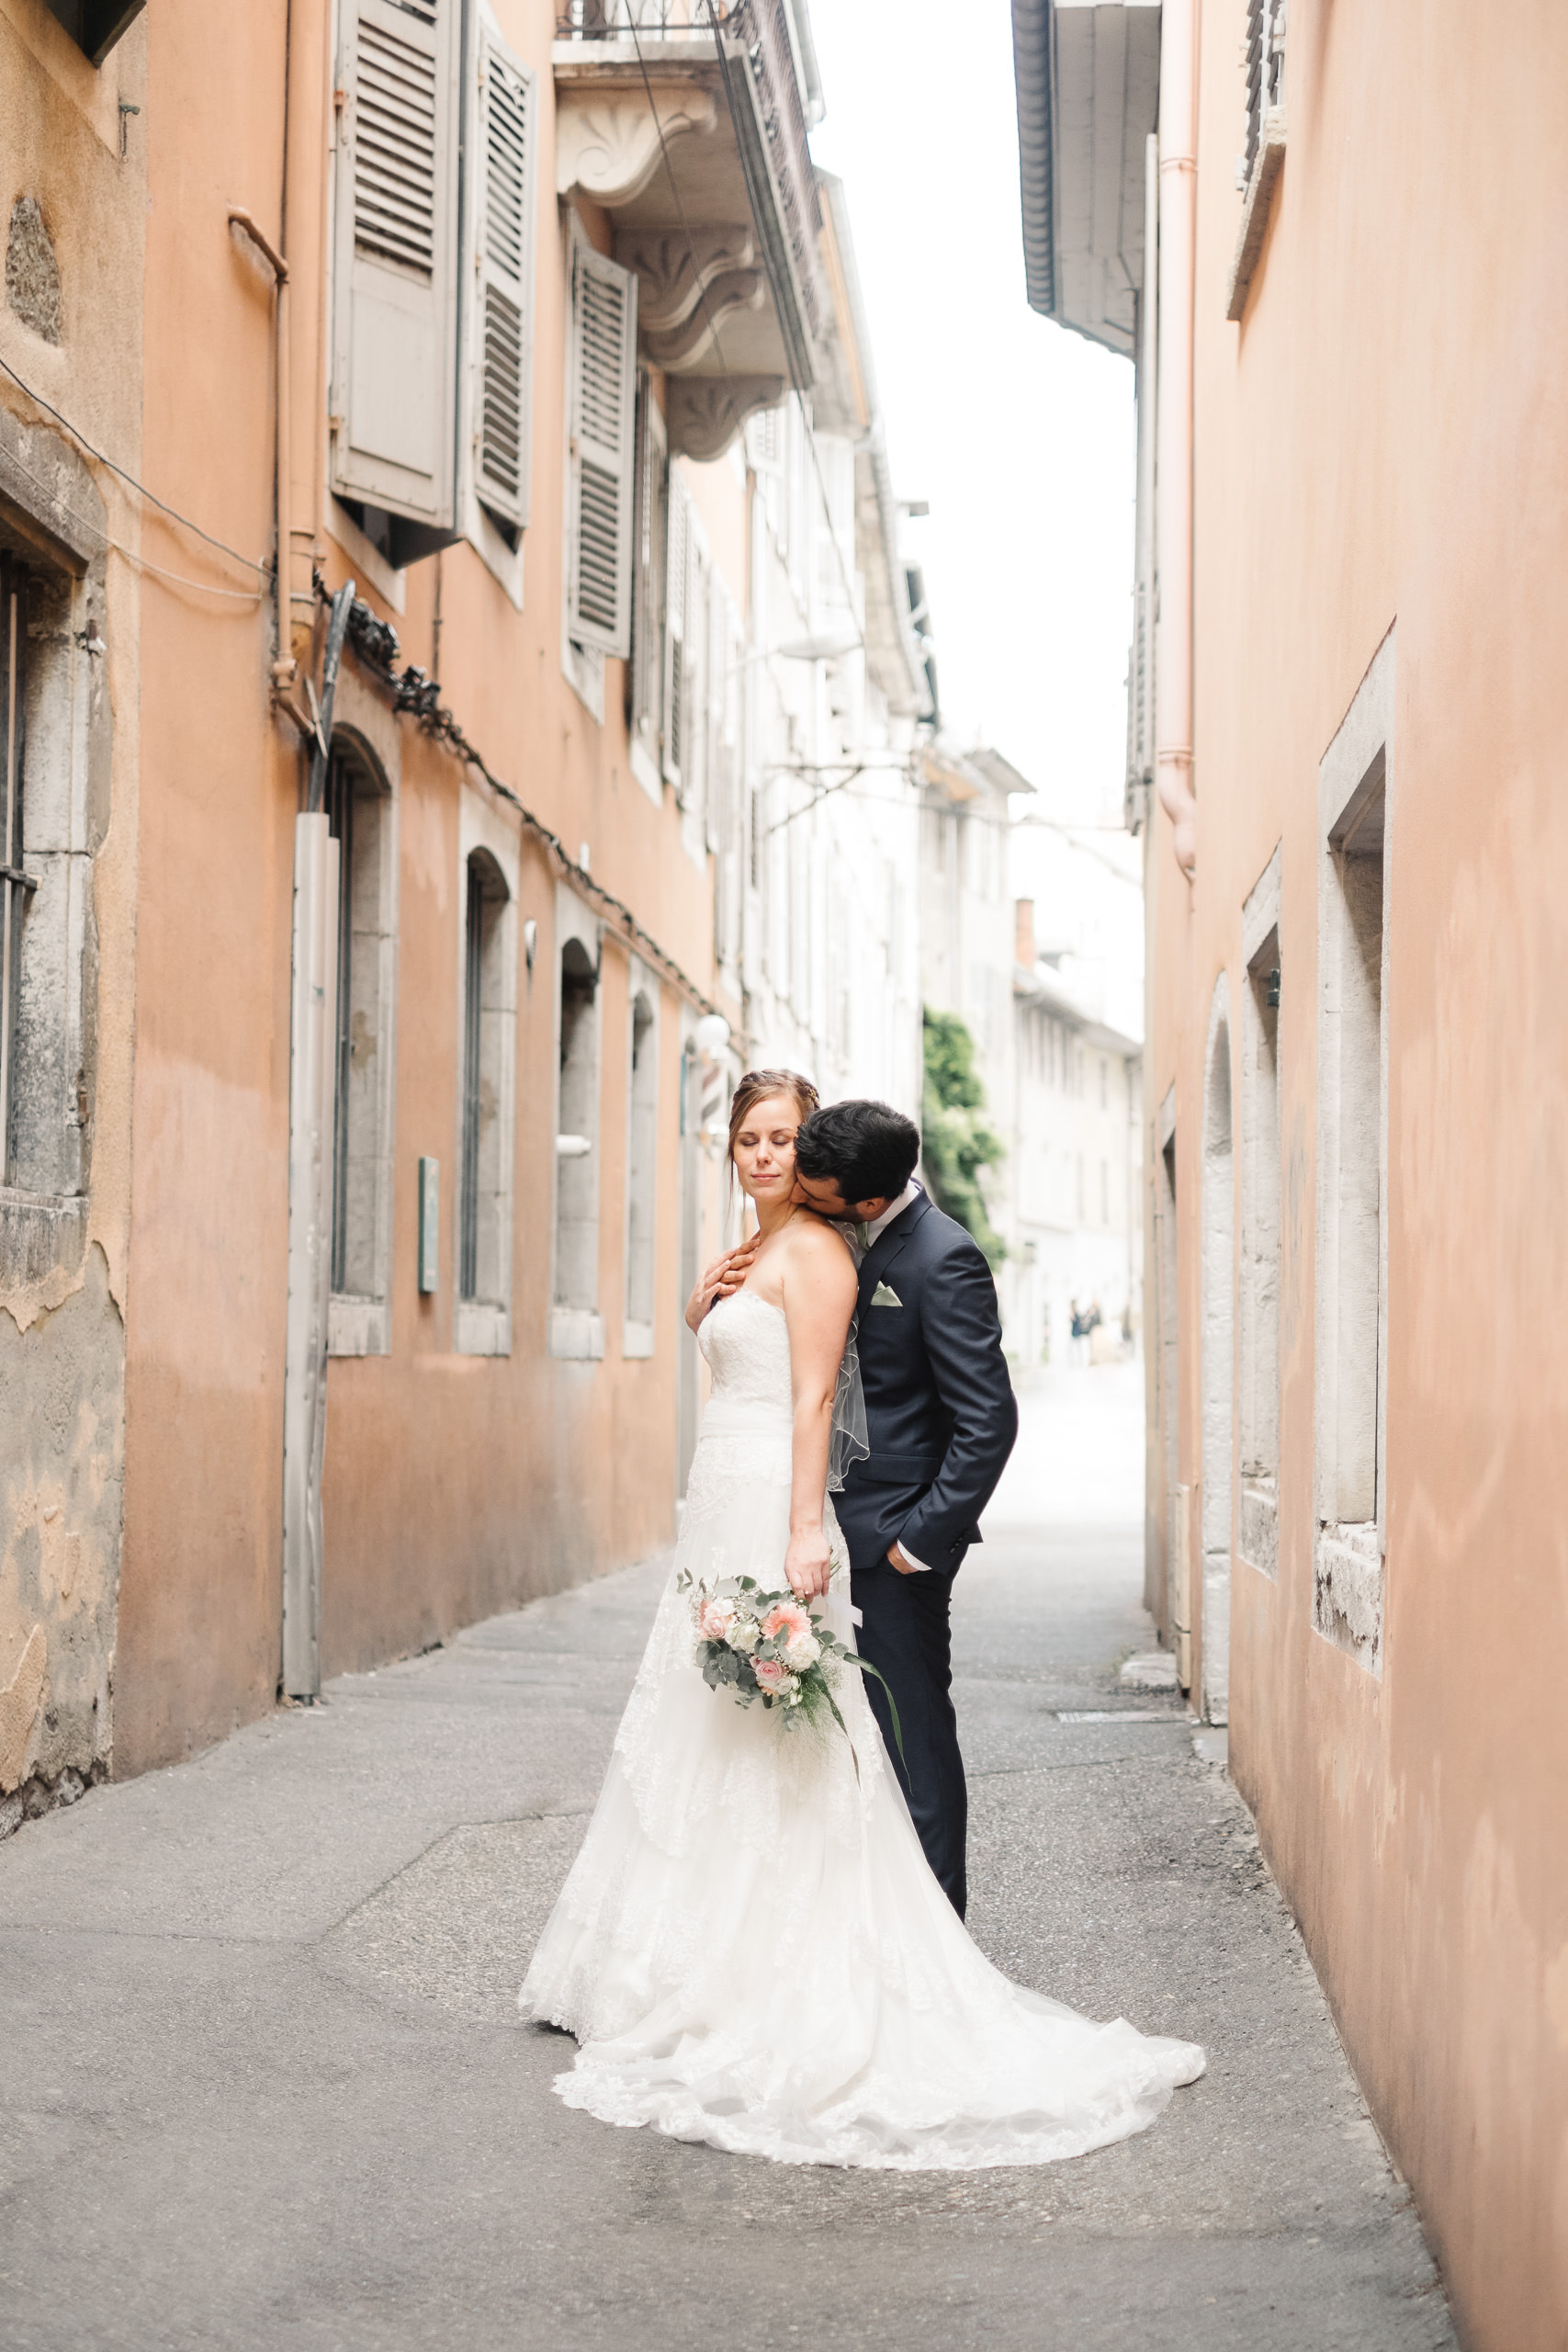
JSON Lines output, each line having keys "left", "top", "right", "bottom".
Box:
{"left": 727, "top": 1069, "right": 819, "bottom": 1170}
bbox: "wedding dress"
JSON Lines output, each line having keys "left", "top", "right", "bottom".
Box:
{"left": 520, "top": 1286, "right": 1204, "bottom": 2169}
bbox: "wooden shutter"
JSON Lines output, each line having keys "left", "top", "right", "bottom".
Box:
{"left": 567, "top": 246, "right": 637, "bottom": 657}
{"left": 661, "top": 465, "right": 688, "bottom": 792}
{"left": 472, "top": 28, "right": 536, "bottom": 531}
{"left": 332, "top": 0, "right": 459, "bottom": 526}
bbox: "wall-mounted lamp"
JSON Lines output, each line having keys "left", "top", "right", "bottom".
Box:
{"left": 556, "top": 1134, "right": 592, "bottom": 1159}
{"left": 694, "top": 1013, "right": 731, "bottom": 1059}
{"left": 523, "top": 917, "right": 537, "bottom": 976}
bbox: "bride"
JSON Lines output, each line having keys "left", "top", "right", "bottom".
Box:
{"left": 520, "top": 1069, "right": 1204, "bottom": 2169}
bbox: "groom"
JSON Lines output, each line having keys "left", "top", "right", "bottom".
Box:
{"left": 792, "top": 1100, "right": 1018, "bottom": 1917}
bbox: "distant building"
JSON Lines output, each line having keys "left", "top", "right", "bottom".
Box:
{"left": 917, "top": 741, "right": 1142, "bottom": 1363}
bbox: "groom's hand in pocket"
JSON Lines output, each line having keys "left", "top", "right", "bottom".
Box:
{"left": 886, "top": 1543, "right": 920, "bottom": 1576}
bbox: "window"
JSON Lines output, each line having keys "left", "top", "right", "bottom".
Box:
{"left": 550, "top": 894, "right": 604, "bottom": 1357}
{"left": 1238, "top": 0, "right": 1287, "bottom": 189}
{"left": 1226, "top": 0, "right": 1288, "bottom": 320}
{"left": 1100, "top": 1159, "right": 1110, "bottom": 1225}
{"left": 331, "top": 0, "right": 462, "bottom": 560}
{"left": 1201, "top": 986, "right": 1234, "bottom": 1726}
{"left": 39, "top": 1, "right": 144, "bottom": 68}
{"left": 324, "top": 744, "right": 397, "bottom": 1355}
{"left": 627, "top": 375, "right": 667, "bottom": 802}
{"left": 0, "top": 551, "right": 91, "bottom": 1206}
{"left": 1240, "top": 852, "right": 1282, "bottom": 1577}
{"left": 0, "top": 557, "right": 32, "bottom": 1186}
{"left": 1100, "top": 1056, "right": 1109, "bottom": 1111}
{"left": 454, "top": 818, "right": 517, "bottom": 1357}
{"left": 470, "top": 20, "right": 536, "bottom": 541}
{"left": 624, "top": 981, "right": 657, "bottom": 1357}
{"left": 565, "top": 233, "right": 637, "bottom": 660}
{"left": 1314, "top": 633, "right": 1393, "bottom": 1675}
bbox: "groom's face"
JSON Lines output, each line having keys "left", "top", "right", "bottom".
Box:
{"left": 792, "top": 1172, "right": 892, "bottom": 1225}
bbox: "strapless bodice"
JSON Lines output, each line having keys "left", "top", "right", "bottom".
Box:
{"left": 698, "top": 1288, "right": 793, "bottom": 1422}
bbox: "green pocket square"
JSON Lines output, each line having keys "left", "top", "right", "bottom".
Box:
{"left": 871, "top": 1283, "right": 902, "bottom": 1306}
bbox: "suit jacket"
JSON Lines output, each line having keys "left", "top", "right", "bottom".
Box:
{"left": 835, "top": 1190, "right": 1019, "bottom": 1576}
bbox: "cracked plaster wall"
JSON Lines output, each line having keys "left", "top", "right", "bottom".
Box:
{"left": 1, "top": 8, "right": 146, "bottom": 1815}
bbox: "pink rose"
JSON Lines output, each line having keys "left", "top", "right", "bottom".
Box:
{"left": 696, "top": 1596, "right": 736, "bottom": 1643}
{"left": 753, "top": 1657, "right": 795, "bottom": 1696}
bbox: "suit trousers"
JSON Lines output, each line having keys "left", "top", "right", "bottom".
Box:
{"left": 850, "top": 1560, "right": 967, "bottom": 1919}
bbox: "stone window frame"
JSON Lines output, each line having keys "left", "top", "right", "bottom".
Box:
{"left": 1314, "top": 627, "right": 1394, "bottom": 1679}
{"left": 622, "top": 956, "right": 658, "bottom": 1360}
{"left": 453, "top": 787, "right": 519, "bottom": 1360}
{"left": 1238, "top": 842, "right": 1283, "bottom": 1579}
{"left": 1200, "top": 974, "right": 1235, "bottom": 1727}
{"left": 0, "top": 413, "right": 109, "bottom": 1311}
{"left": 323, "top": 700, "right": 401, "bottom": 1362}
{"left": 548, "top": 881, "right": 604, "bottom": 1361}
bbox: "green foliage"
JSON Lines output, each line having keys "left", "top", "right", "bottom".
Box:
{"left": 921, "top": 1008, "right": 1006, "bottom": 1265}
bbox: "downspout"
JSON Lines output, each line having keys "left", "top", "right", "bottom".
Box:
{"left": 1155, "top": 0, "right": 1198, "bottom": 879}
{"left": 228, "top": 207, "right": 294, "bottom": 692}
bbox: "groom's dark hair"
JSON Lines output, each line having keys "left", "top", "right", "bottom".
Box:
{"left": 795, "top": 1099, "right": 920, "bottom": 1206}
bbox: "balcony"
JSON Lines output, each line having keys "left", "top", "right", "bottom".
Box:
{"left": 554, "top": 0, "right": 826, "bottom": 458}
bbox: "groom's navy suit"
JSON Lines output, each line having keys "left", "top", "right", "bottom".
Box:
{"left": 835, "top": 1189, "right": 1017, "bottom": 1918}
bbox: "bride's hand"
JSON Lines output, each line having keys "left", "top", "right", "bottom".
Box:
{"left": 784, "top": 1526, "right": 832, "bottom": 1601}
{"left": 684, "top": 1231, "right": 761, "bottom": 1333}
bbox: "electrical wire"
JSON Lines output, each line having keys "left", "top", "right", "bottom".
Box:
{"left": 313, "top": 574, "right": 723, "bottom": 1021}
{"left": 0, "top": 349, "right": 272, "bottom": 582}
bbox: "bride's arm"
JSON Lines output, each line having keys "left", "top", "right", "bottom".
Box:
{"left": 781, "top": 1225, "right": 859, "bottom": 1601}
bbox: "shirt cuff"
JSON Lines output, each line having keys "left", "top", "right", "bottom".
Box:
{"left": 894, "top": 1543, "right": 932, "bottom": 1573}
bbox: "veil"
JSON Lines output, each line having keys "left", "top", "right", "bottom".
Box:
{"left": 826, "top": 1315, "right": 870, "bottom": 1494}
{"left": 826, "top": 1218, "right": 870, "bottom": 1493}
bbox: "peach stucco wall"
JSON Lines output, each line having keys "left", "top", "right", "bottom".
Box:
{"left": 1147, "top": 4, "right": 1568, "bottom": 2343}
{"left": 115, "top": 0, "right": 738, "bottom": 1768}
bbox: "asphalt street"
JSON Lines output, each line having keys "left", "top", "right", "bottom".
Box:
{"left": 0, "top": 1364, "right": 1456, "bottom": 2351}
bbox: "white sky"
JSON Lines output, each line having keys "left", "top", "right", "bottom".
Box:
{"left": 807, "top": 0, "right": 1137, "bottom": 829}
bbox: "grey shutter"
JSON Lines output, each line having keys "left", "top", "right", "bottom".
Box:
{"left": 567, "top": 246, "right": 637, "bottom": 657}
{"left": 661, "top": 465, "right": 688, "bottom": 792}
{"left": 333, "top": 0, "right": 459, "bottom": 526}
{"left": 473, "top": 28, "right": 536, "bottom": 531}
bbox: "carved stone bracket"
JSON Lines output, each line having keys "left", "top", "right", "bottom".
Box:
{"left": 665, "top": 375, "right": 786, "bottom": 463}
{"left": 614, "top": 225, "right": 754, "bottom": 333}
{"left": 556, "top": 86, "right": 719, "bottom": 207}
{"left": 644, "top": 272, "right": 765, "bottom": 369}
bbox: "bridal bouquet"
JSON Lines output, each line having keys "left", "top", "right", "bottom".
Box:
{"left": 677, "top": 1569, "right": 904, "bottom": 1765}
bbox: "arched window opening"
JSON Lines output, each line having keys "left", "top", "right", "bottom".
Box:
{"left": 625, "top": 987, "right": 657, "bottom": 1349}
{"left": 554, "top": 934, "right": 600, "bottom": 1316}
{"left": 459, "top": 848, "right": 511, "bottom": 1306}
{"left": 324, "top": 743, "right": 394, "bottom": 1339}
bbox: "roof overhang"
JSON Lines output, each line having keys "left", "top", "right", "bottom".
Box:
{"left": 1011, "top": 0, "right": 1161, "bottom": 357}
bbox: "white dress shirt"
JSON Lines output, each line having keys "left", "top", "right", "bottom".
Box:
{"left": 860, "top": 1181, "right": 931, "bottom": 1571}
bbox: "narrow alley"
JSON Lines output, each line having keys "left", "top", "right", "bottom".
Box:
{"left": 0, "top": 1370, "right": 1452, "bottom": 2351}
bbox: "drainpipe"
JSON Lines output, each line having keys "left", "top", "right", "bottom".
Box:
{"left": 1155, "top": 0, "right": 1199, "bottom": 880}
{"left": 227, "top": 208, "right": 295, "bottom": 692}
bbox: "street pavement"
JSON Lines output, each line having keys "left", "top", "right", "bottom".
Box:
{"left": 0, "top": 1364, "right": 1456, "bottom": 2351}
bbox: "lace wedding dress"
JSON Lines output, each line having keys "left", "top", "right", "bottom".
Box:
{"left": 520, "top": 1286, "right": 1204, "bottom": 2169}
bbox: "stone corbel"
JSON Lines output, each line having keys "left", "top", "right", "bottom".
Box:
{"left": 614, "top": 226, "right": 755, "bottom": 333}
{"left": 644, "top": 273, "right": 765, "bottom": 370}
{"left": 666, "top": 375, "right": 787, "bottom": 463}
{"left": 556, "top": 87, "right": 719, "bottom": 208}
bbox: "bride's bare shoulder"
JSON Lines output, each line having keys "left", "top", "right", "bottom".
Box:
{"left": 786, "top": 1213, "right": 859, "bottom": 1283}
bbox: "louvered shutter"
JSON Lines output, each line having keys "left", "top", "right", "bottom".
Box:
{"left": 472, "top": 28, "right": 536, "bottom": 531}
{"left": 567, "top": 246, "right": 637, "bottom": 657}
{"left": 661, "top": 466, "right": 688, "bottom": 792}
{"left": 332, "top": 0, "right": 460, "bottom": 527}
